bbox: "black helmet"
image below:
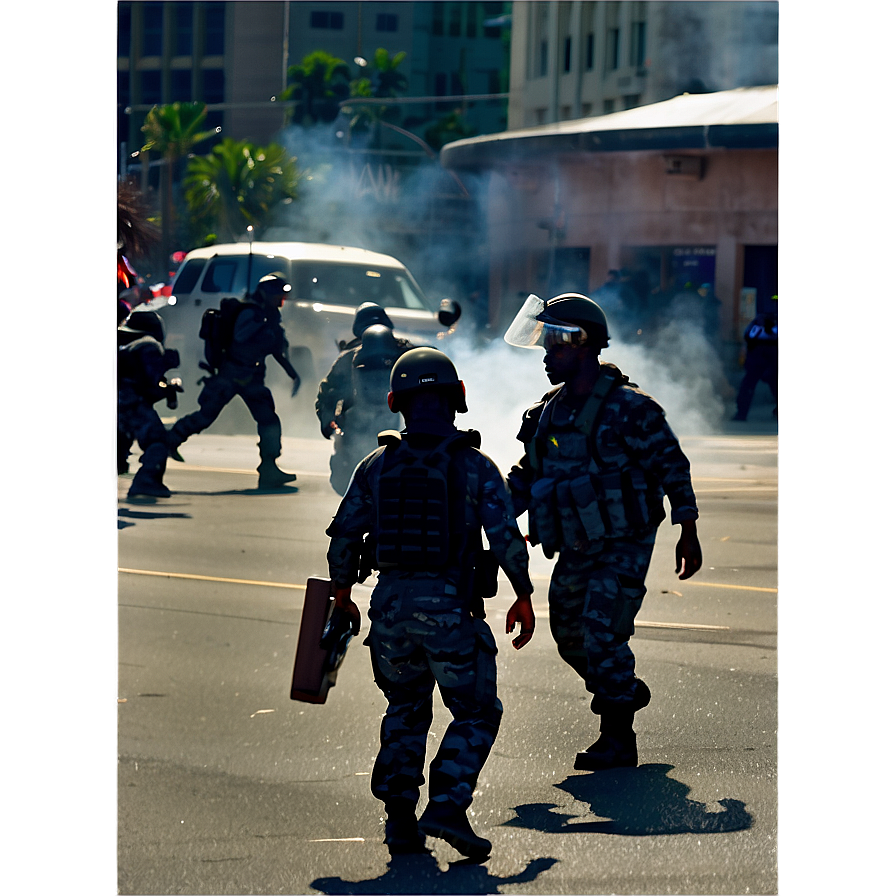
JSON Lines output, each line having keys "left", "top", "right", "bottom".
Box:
{"left": 119, "top": 310, "right": 165, "bottom": 343}
{"left": 354, "top": 324, "right": 400, "bottom": 369}
{"left": 388, "top": 347, "right": 467, "bottom": 414}
{"left": 254, "top": 273, "right": 291, "bottom": 305}
{"left": 352, "top": 302, "right": 394, "bottom": 338}
{"left": 538, "top": 293, "right": 610, "bottom": 348}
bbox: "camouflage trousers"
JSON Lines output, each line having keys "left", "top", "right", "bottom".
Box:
{"left": 364, "top": 575, "right": 502, "bottom": 812}
{"left": 169, "top": 366, "right": 281, "bottom": 459}
{"left": 548, "top": 530, "right": 656, "bottom": 708}
{"left": 118, "top": 387, "right": 168, "bottom": 488}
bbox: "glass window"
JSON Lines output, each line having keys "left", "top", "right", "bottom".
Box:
{"left": 204, "top": 2, "right": 226, "bottom": 54}
{"left": 448, "top": 3, "right": 462, "bottom": 37}
{"left": 563, "top": 36, "right": 572, "bottom": 72}
{"left": 202, "top": 69, "right": 225, "bottom": 104}
{"left": 585, "top": 33, "right": 594, "bottom": 70}
{"left": 174, "top": 2, "right": 194, "bottom": 56}
{"left": 292, "top": 263, "right": 431, "bottom": 310}
{"left": 630, "top": 22, "right": 646, "bottom": 67}
{"left": 171, "top": 70, "right": 192, "bottom": 101}
{"left": 310, "top": 10, "right": 344, "bottom": 29}
{"left": 140, "top": 70, "right": 162, "bottom": 105}
{"left": 172, "top": 259, "right": 206, "bottom": 296}
{"left": 142, "top": 2, "right": 164, "bottom": 56}
{"left": 200, "top": 255, "right": 289, "bottom": 295}
{"left": 606, "top": 28, "right": 620, "bottom": 70}
{"left": 118, "top": 3, "right": 132, "bottom": 58}
{"left": 376, "top": 13, "right": 398, "bottom": 32}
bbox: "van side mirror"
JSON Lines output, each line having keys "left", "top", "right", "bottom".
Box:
{"left": 438, "top": 298, "right": 462, "bottom": 327}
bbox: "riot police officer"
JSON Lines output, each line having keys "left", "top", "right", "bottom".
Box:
{"left": 118, "top": 310, "right": 182, "bottom": 499}
{"left": 325, "top": 347, "right": 535, "bottom": 860}
{"left": 504, "top": 293, "right": 703, "bottom": 770}
{"left": 316, "top": 303, "right": 416, "bottom": 493}
{"left": 167, "top": 274, "right": 299, "bottom": 490}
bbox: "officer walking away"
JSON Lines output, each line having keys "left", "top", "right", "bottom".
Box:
{"left": 118, "top": 310, "right": 183, "bottom": 499}
{"left": 167, "top": 274, "right": 300, "bottom": 490}
{"left": 732, "top": 297, "right": 778, "bottom": 421}
{"left": 503, "top": 293, "right": 702, "bottom": 771}
{"left": 316, "top": 303, "right": 413, "bottom": 431}
{"left": 325, "top": 347, "right": 535, "bottom": 861}
{"left": 317, "top": 305, "right": 417, "bottom": 493}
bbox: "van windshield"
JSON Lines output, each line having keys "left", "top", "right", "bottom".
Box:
{"left": 292, "top": 262, "right": 432, "bottom": 311}
{"left": 194, "top": 255, "right": 289, "bottom": 296}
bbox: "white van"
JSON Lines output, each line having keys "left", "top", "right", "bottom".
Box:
{"left": 159, "top": 241, "right": 461, "bottom": 388}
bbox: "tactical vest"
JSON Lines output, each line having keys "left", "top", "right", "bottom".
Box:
{"left": 524, "top": 364, "right": 654, "bottom": 553}
{"left": 199, "top": 297, "right": 245, "bottom": 372}
{"left": 374, "top": 431, "right": 477, "bottom": 571}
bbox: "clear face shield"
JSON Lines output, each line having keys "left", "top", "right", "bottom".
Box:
{"left": 503, "top": 294, "right": 588, "bottom": 349}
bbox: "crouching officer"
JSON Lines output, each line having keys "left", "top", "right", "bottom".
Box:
{"left": 325, "top": 347, "right": 535, "bottom": 860}
{"left": 504, "top": 293, "right": 702, "bottom": 770}
{"left": 118, "top": 310, "right": 183, "bottom": 499}
{"left": 167, "top": 274, "right": 298, "bottom": 490}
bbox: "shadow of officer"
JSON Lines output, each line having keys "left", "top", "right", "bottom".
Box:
{"left": 502, "top": 764, "right": 752, "bottom": 836}
{"left": 310, "top": 852, "right": 558, "bottom": 895}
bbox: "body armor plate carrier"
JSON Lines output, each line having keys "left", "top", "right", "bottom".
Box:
{"left": 375, "top": 431, "right": 478, "bottom": 571}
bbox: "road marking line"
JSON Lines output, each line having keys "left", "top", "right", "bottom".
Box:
{"left": 532, "top": 611, "right": 729, "bottom": 631}
{"left": 307, "top": 838, "right": 365, "bottom": 843}
{"left": 529, "top": 574, "right": 775, "bottom": 593}
{"left": 168, "top": 464, "right": 330, "bottom": 478}
{"left": 687, "top": 581, "right": 777, "bottom": 593}
{"left": 118, "top": 568, "right": 305, "bottom": 590}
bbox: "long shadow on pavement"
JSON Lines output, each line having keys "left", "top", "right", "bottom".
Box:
{"left": 503, "top": 763, "right": 753, "bottom": 836}
{"left": 310, "top": 853, "right": 558, "bottom": 895}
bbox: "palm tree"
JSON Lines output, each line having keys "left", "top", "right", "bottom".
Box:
{"left": 281, "top": 51, "right": 352, "bottom": 126}
{"left": 140, "top": 102, "right": 220, "bottom": 257}
{"left": 183, "top": 138, "right": 301, "bottom": 244}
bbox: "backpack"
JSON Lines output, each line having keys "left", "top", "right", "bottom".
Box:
{"left": 198, "top": 297, "right": 245, "bottom": 373}
{"left": 374, "top": 431, "right": 479, "bottom": 571}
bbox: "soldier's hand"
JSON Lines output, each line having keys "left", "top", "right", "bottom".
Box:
{"left": 506, "top": 595, "right": 535, "bottom": 650}
{"left": 291, "top": 375, "right": 301, "bottom": 397}
{"left": 333, "top": 586, "right": 361, "bottom": 634}
{"left": 675, "top": 520, "right": 703, "bottom": 580}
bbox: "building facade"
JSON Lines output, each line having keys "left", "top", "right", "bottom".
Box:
{"left": 441, "top": 86, "right": 778, "bottom": 359}
{"left": 508, "top": 1, "right": 778, "bottom": 126}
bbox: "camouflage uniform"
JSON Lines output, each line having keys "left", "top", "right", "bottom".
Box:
{"left": 507, "top": 362, "right": 698, "bottom": 709}
{"left": 326, "top": 421, "right": 532, "bottom": 813}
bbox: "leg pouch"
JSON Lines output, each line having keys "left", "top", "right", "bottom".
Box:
{"left": 609, "top": 574, "right": 647, "bottom": 638}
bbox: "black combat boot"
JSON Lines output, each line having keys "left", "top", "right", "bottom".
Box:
{"left": 418, "top": 801, "right": 491, "bottom": 861}
{"left": 575, "top": 679, "right": 650, "bottom": 771}
{"left": 383, "top": 800, "right": 427, "bottom": 855}
{"left": 256, "top": 458, "right": 296, "bottom": 489}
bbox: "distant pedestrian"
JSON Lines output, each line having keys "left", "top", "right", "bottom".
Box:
{"left": 733, "top": 298, "right": 778, "bottom": 421}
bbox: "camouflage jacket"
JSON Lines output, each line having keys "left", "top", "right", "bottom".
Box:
{"left": 326, "top": 421, "right": 532, "bottom": 596}
{"left": 506, "top": 364, "right": 698, "bottom": 548}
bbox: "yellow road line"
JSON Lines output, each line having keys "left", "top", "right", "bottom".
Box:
{"left": 118, "top": 568, "right": 305, "bottom": 590}
{"left": 530, "top": 573, "right": 776, "bottom": 593}
{"left": 687, "top": 580, "right": 777, "bottom": 593}
{"left": 168, "top": 464, "right": 329, "bottom": 478}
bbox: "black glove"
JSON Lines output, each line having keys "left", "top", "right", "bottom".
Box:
{"left": 291, "top": 375, "right": 301, "bottom": 397}
{"left": 321, "top": 420, "right": 334, "bottom": 439}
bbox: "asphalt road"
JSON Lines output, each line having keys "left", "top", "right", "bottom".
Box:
{"left": 114, "top": 418, "right": 778, "bottom": 895}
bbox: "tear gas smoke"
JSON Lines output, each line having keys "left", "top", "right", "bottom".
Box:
{"left": 261, "top": 121, "right": 730, "bottom": 462}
